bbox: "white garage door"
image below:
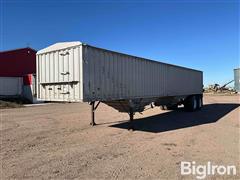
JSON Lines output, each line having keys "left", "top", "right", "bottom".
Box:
{"left": 0, "top": 77, "right": 22, "bottom": 96}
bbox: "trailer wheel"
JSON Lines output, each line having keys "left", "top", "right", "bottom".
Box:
{"left": 197, "top": 95, "right": 203, "bottom": 110}
{"left": 160, "top": 105, "right": 167, "bottom": 110}
{"left": 184, "top": 96, "right": 197, "bottom": 112}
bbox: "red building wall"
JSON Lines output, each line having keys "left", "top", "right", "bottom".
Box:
{"left": 0, "top": 47, "right": 37, "bottom": 77}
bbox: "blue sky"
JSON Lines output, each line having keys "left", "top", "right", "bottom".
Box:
{"left": 1, "top": 0, "right": 239, "bottom": 86}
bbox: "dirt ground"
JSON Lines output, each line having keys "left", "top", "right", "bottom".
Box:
{"left": 1, "top": 95, "right": 239, "bottom": 179}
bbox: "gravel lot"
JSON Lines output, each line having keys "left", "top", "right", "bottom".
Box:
{"left": 1, "top": 95, "right": 239, "bottom": 179}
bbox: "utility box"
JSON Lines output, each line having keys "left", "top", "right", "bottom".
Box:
{"left": 234, "top": 68, "right": 240, "bottom": 93}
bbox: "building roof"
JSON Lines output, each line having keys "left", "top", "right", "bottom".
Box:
{"left": 37, "top": 41, "right": 81, "bottom": 54}
{"left": 0, "top": 47, "right": 37, "bottom": 54}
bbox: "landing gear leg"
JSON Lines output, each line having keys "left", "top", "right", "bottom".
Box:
{"left": 128, "top": 107, "right": 134, "bottom": 130}
{"left": 90, "top": 101, "right": 100, "bottom": 126}
{"left": 90, "top": 101, "right": 96, "bottom": 126}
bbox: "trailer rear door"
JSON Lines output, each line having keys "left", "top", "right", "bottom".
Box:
{"left": 37, "top": 42, "right": 83, "bottom": 102}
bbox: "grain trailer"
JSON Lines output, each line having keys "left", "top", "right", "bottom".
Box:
{"left": 37, "top": 41, "right": 203, "bottom": 128}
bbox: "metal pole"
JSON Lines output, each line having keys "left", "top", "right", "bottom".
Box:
{"left": 90, "top": 101, "right": 96, "bottom": 126}
{"left": 129, "top": 107, "right": 134, "bottom": 130}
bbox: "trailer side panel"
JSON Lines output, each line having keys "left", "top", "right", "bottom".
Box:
{"left": 82, "top": 45, "right": 202, "bottom": 102}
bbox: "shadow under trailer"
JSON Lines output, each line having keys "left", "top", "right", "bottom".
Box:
{"left": 36, "top": 41, "right": 203, "bottom": 129}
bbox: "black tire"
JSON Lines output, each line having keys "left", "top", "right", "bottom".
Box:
{"left": 160, "top": 105, "right": 167, "bottom": 110}
{"left": 197, "top": 95, "right": 203, "bottom": 110}
{"left": 184, "top": 96, "right": 198, "bottom": 112}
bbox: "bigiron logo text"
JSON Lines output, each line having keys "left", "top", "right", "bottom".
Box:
{"left": 180, "top": 161, "right": 237, "bottom": 179}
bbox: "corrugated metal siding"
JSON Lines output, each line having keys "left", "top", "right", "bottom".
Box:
{"left": 234, "top": 68, "right": 240, "bottom": 92}
{"left": 0, "top": 48, "right": 36, "bottom": 77}
{"left": 0, "top": 77, "right": 22, "bottom": 96}
{"left": 37, "top": 46, "right": 83, "bottom": 101}
{"left": 37, "top": 43, "right": 203, "bottom": 102}
{"left": 82, "top": 45, "right": 202, "bottom": 101}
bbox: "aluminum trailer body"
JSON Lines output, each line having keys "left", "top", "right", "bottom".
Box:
{"left": 37, "top": 41, "right": 203, "bottom": 127}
